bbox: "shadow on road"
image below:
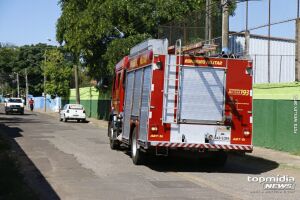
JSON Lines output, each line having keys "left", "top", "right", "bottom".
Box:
{"left": 0, "top": 115, "right": 60, "bottom": 200}
{"left": 120, "top": 148, "right": 279, "bottom": 174}
{"left": 141, "top": 152, "right": 279, "bottom": 174}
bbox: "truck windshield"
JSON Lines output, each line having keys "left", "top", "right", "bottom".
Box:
{"left": 8, "top": 99, "right": 22, "bottom": 103}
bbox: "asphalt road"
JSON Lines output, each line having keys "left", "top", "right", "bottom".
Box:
{"left": 0, "top": 110, "right": 300, "bottom": 200}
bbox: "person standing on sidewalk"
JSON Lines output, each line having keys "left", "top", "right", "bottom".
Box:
{"left": 29, "top": 98, "right": 34, "bottom": 111}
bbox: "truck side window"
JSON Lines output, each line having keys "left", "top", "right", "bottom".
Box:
{"left": 122, "top": 71, "right": 126, "bottom": 88}
{"left": 117, "top": 73, "right": 121, "bottom": 89}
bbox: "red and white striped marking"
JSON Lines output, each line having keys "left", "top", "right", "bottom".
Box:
{"left": 151, "top": 142, "right": 253, "bottom": 151}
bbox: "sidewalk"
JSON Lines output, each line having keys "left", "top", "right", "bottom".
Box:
{"left": 250, "top": 146, "right": 300, "bottom": 169}
{"left": 33, "top": 109, "right": 300, "bottom": 170}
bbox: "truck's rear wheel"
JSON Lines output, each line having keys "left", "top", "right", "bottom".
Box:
{"left": 131, "top": 127, "right": 144, "bottom": 165}
{"left": 109, "top": 122, "right": 119, "bottom": 150}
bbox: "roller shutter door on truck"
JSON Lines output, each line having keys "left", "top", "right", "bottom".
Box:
{"left": 179, "top": 67, "right": 226, "bottom": 123}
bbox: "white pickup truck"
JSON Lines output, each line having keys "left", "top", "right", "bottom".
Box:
{"left": 5, "top": 98, "right": 24, "bottom": 115}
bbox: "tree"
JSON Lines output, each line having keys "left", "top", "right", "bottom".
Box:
{"left": 56, "top": 0, "right": 212, "bottom": 81}
{"left": 0, "top": 47, "right": 19, "bottom": 95}
{"left": 44, "top": 49, "right": 72, "bottom": 97}
{"left": 0, "top": 44, "right": 57, "bottom": 97}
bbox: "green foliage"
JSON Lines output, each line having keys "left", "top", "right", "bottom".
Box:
{"left": 103, "top": 33, "right": 151, "bottom": 75}
{"left": 0, "top": 44, "right": 56, "bottom": 96}
{"left": 17, "top": 44, "right": 55, "bottom": 96}
{"left": 44, "top": 49, "right": 72, "bottom": 97}
{"left": 0, "top": 47, "right": 19, "bottom": 95}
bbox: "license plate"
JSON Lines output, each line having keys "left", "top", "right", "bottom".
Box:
{"left": 13, "top": 109, "right": 18, "bottom": 111}
{"left": 73, "top": 115, "right": 79, "bottom": 117}
{"left": 212, "top": 128, "right": 231, "bottom": 144}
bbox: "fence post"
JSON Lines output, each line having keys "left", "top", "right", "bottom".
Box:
{"left": 245, "top": 30, "right": 250, "bottom": 57}
{"left": 254, "top": 55, "right": 256, "bottom": 84}
{"left": 279, "top": 55, "right": 282, "bottom": 83}
{"left": 296, "top": 19, "right": 300, "bottom": 81}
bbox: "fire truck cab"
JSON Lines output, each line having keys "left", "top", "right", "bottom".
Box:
{"left": 108, "top": 39, "right": 253, "bottom": 165}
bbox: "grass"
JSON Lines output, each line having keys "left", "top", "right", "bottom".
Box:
{"left": 0, "top": 135, "right": 38, "bottom": 200}
{"left": 291, "top": 151, "right": 300, "bottom": 156}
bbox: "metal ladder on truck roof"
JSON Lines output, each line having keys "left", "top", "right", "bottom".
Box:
{"left": 162, "top": 39, "right": 182, "bottom": 124}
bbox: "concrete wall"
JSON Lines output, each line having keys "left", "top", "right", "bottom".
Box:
{"left": 33, "top": 96, "right": 61, "bottom": 112}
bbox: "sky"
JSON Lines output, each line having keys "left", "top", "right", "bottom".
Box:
{"left": 0, "top": 0, "right": 298, "bottom": 46}
{"left": 0, "top": 0, "right": 61, "bottom": 46}
{"left": 230, "top": 0, "right": 298, "bottom": 39}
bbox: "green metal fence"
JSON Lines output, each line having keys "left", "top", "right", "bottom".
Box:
{"left": 253, "top": 99, "right": 300, "bottom": 153}
{"left": 62, "top": 87, "right": 111, "bottom": 120}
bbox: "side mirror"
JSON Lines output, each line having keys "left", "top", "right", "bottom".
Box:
{"left": 156, "top": 61, "right": 162, "bottom": 69}
{"left": 98, "top": 82, "right": 108, "bottom": 88}
{"left": 246, "top": 66, "right": 253, "bottom": 75}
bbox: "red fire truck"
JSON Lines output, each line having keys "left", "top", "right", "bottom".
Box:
{"left": 108, "top": 39, "right": 253, "bottom": 165}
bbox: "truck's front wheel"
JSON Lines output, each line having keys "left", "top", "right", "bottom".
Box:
{"left": 131, "top": 127, "right": 144, "bottom": 165}
{"left": 108, "top": 122, "right": 119, "bottom": 150}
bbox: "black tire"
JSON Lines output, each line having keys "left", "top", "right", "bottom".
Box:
{"left": 131, "top": 127, "right": 144, "bottom": 165}
{"left": 63, "top": 115, "right": 68, "bottom": 122}
{"left": 5, "top": 111, "right": 8, "bottom": 115}
{"left": 108, "top": 122, "right": 119, "bottom": 150}
{"left": 20, "top": 111, "right": 24, "bottom": 115}
{"left": 209, "top": 151, "right": 228, "bottom": 167}
{"left": 59, "top": 117, "right": 63, "bottom": 122}
{"left": 77, "top": 119, "right": 80, "bottom": 123}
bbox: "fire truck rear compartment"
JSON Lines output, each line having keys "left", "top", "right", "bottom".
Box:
{"left": 163, "top": 55, "right": 228, "bottom": 145}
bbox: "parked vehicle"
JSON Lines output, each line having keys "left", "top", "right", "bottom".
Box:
{"left": 5, "top": 98, "right": 24, "bottom": 115}
{"left": 108, "top": 39, "right": 253, "bottom": 166}
{"left": 59, "top": 104, "right": 86, "bottom": 122}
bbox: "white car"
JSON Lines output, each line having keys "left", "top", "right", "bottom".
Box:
{"left": 5, "top": 98, "right": 24, "bottom": 115}
{"left": 59, "top": 104, "right": 86, "bottom": 122}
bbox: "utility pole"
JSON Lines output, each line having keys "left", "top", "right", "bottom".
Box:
{"left": 267, "top": 0, "right": 271, "bottom": 83}
{"left": 44, "top": 50, "right": 47, "bottom": 112}
{"left": 74, "top": 64, "right": 80, "bottom": 104}
{"left": 245, "top": 0, "right": 250, "bottom": 57}
{"left": 25, "top": 68, "right": 28, "bottom": 106}
{"left": 296, "top": 0, "right": 300, "bottom": 81}
{"left": 16, "top": 72, "right": 19, "bottom": 98}
{"left": 297, "top": 0, "right": 300, "bottom": 18}
{"left": 205, "top": 0, "right": 211, "bottom": 43}
{"left": 222, "top": 0, "right": 229, "bottom": 50}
